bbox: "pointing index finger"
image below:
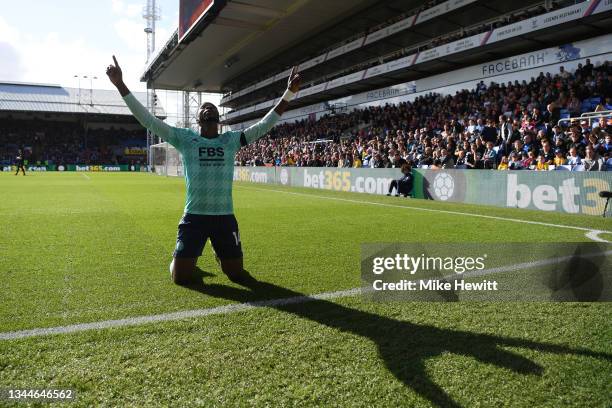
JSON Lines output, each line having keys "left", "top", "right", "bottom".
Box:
{"left": 112, "top": 55, "right": 119, "bottom": 67}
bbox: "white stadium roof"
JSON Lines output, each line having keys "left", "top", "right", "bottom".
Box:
{"left": 0, "top": 81, "right": 165, "bottom": 118}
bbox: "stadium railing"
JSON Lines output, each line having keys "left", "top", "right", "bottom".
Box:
{"left": 558, "top": 111, "right": 612, "bottom": 127}
{"left": 582, "top": 110, "right": 612, "bottom": 122}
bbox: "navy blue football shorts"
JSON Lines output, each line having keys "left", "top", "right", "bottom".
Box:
{"left": 173, "top": 213, "right": 243, "bottom": 259}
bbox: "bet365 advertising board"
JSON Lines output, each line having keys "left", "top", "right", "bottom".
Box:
{"left": 2, "top": 164, "right": 146, "bottom": 172}
{"left": 233, "top": 167, "right": 612, "bottom": 216}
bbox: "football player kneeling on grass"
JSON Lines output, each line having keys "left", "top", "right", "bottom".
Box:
{"left": 106, "top": 56, "right": 301, "bottom": 285}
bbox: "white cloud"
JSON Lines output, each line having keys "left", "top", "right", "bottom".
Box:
{"left": 0, "top": 16, "right": 147, "bottom": 91}
{"left": 111, "top": 0, "right": 147, "bottom": 51}
{"left": 112, "top": 0, "right": 143, "bottom": 18}
{"left": 115, "top": 18, "right": 146, "bottom": 50}
{"left": 125, "top": 3, "right": 142, "bottom": 18}
{"left": 0, "top": 42, "right": 25, "bottom": 81}
{"left": 0, "top": 16, "right": 20, "bottom": 44}
{"left": 112, "top": 0, "right": 163, "bottom": 56}
{"left": 110, "top": 0, "right": 173, "bottom": 63}
{"left": 0, "top": 1, "right": 187, "bottom": 111}
{"left": 111, "top": 0, "right": 124, "bottom": 13}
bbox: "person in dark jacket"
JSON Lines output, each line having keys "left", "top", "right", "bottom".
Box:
{"left": 14, "top": 149, "right": 26, "bottom": 176}
{"left": 387, "top": 163, "right": 413, "bottom": 197}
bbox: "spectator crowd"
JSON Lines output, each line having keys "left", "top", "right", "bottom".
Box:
{"left": 0, "top": 119, "right": 147, "bottom": 167}
{"left": 1, "top": 60, "right": 609, "bottom": 172}
{"left": 235, "top": 60, "right": 612, "bottom": 171}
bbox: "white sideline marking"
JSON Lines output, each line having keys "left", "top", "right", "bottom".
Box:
{"left": 237, "top": 185, "right": 611, "bottom": 242}
{"left": 449, "top": 250, "right": 612, "bottom": 280}
{"left": 0, "top": 288, "right": 360, "bottom": 340}
{"left": 81, "top": 173, "right": 90, "bottom": 180}
{"left": 1, "top": 250, "right": 610, "bottom": 341}
{"left": 585, "top": 230, "right": 610, "bottom": 243}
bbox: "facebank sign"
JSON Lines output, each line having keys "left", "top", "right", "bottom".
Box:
{"left": 414, "top": 170, "right": 611, "bottom": 216}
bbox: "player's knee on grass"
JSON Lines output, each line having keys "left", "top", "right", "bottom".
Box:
{"left": 170, "top": 257, "right": 198, "bottom": 285}
{"left": 220, "top": 258, "right": 253, "bottom": 283}
{"left": 220, "top": 258, "right": 243, "bottom": 278}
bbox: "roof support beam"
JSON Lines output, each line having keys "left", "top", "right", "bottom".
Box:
{"left": 211, "top": 17, "right": 267, "bottom": 31}
{"left": 224, "top": 1, "right": 285, "bottom": 18}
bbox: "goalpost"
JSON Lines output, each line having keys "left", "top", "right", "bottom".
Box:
{"left": 150, "top": 142, "right": 184, "bottom": 177}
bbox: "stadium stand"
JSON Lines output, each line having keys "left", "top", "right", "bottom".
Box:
{"left": 4, "top": 1, "right": 607, "bottom": 173}
{"left": 234, "top": 61, "right": 612, "bottom": 170}
{"left": 0, "top": 82, "right": 164, "bottom": 168}
{"left": 221, "top": 0, "right": 569, "bottom": 112}
{"left": 213, "top": 0, "right": 610, "bottom": 125}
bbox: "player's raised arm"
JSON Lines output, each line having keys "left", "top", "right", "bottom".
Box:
{"left": 106, "top": 55, "right": 179, "bottom": 147}
{"left": 243, "top": 66, "right": 301, "bottom": 144}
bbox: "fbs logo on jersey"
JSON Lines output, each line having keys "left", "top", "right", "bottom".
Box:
{"left": 199, "top": 147, "right": 225, "bottom": 161}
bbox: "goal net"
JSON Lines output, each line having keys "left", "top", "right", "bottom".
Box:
{"left": 150, "top": 142, "right": 184, "bottom": 177}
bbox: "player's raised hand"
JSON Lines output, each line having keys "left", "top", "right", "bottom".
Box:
{"left": 288, "top": 66, "right": 301, "bottom": 93}
{"left": 106, "top": 55, "right": 123, "bottom": 87}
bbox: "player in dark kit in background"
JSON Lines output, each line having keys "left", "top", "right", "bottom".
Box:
{"left": 14, "top": 150, "right": 26, "bottom": 176}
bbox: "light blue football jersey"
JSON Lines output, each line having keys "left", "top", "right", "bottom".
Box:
{"left": 123, "top": 93, "right": 279, "bottom": 215}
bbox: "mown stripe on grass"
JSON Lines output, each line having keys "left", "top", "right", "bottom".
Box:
{"left": 237, "top": 185, "right": 611, "bottom": 242}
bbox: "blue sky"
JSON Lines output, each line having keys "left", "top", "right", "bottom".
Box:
{"left": 0, "top": 0, "right": 180, "bottom": 92}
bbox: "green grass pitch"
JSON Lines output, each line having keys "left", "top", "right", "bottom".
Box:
{"left": 0, "top": 172, "right": 610, "bottom": 407}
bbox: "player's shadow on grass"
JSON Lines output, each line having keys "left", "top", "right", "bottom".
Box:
{"left": 186, "top": 268, "right": 611, "bottom": 408}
